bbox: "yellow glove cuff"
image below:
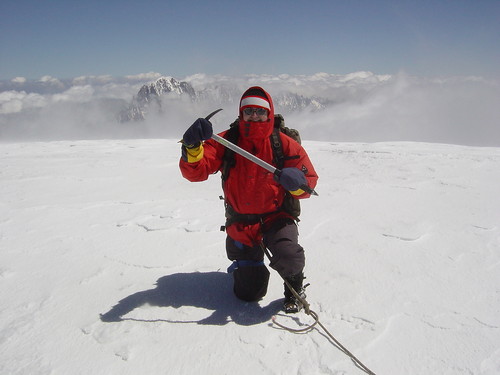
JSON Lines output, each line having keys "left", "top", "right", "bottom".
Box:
{"left": 186, "top": 144, "right": 204, "bottom": 163}
{"left": 289, "top": 188, "right": 305, "bottom": 196}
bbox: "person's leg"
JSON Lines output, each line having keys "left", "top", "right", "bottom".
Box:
{"left": 263, "top": 219, "right": 305, "bottom": 278}
{"left": 263, "top": 219, "right": 306, "bottom": 313}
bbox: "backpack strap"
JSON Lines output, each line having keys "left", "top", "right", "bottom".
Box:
{"left": 221, "top": 119, "right": 239, "bottom": 181}
{"left": 270, "top": 126, "right": 285, "bottom": 170}
{"left": 271, "top": 115, "right": 300, "bottom": 167}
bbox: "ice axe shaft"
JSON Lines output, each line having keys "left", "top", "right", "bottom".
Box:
{"left": 207, "top": 109, "right": 318, "bottom": 196}
{"left": 212, "top": 133, "right": 277, "bottom": 175}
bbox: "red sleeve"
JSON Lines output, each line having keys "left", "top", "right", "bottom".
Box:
{"left": 179, "top": 138, "right": 225, "bottom": 182}
{"left": 282, "top": 135, "right": 319, "bottom": 199}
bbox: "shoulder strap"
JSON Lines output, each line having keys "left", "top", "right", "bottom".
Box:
{"left": 221, "top": 119, "right": 240, "bottom": 181}
{"left": 270, "top": 126, "right": 285, "bottom": 170}
{"left": 271, "top": 114, "right": 300, "bottom": 167}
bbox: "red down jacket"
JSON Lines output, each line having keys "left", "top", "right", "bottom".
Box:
{"left": 179, "top": 87, "right": 318, "bottom": 246}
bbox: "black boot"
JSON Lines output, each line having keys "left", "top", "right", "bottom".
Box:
{"left": 283, "top": 272, "right": 306, "bottom": 314}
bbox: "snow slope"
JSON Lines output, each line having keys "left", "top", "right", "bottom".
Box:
{"left": 1, "top": 139, "right": 499, "bottom": 375}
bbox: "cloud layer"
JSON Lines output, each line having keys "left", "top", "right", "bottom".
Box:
{"left": 1, "top": 72, "right": 499, "bottom": 146}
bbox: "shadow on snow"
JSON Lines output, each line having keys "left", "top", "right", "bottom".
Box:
{"left": 100, "top": 271, "right": 282, "bottom": 326}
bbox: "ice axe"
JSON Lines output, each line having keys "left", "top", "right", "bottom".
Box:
{"left": 205, "top": 108, "right": 318, "bottom": 196}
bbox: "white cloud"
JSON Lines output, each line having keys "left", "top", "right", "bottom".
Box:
{"left": 38, "top": 75, "right": 64, "bottom": 87}
{"left": 52, "top": 85, "right": 95, "bottom": 103}
{"left": 125, "top": 72, "right": 163, "bottom": 81}
{"left": 11, "top": 77, "right": 27, "bottom": 83}
{"left": 0, "top": 91, "right": 47, "bottom": 114}
{"left": 72, "top": 75, "right": 114, "bottom": 85}
{"left": 289, "top": 72, "right": 500, "bottom": 146}
{"left": 0, "top": 92, "right": 24, "bottom": 114}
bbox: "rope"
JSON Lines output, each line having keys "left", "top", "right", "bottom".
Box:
{"left": 259, "top": 241, "right": 378, "bottom": 375}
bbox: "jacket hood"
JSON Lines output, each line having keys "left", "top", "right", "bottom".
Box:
{"left": 238, "top": 86, "right": 275, "bottom": 141}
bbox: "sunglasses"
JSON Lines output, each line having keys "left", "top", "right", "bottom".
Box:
{"left": 243, "top": 107, "right": 268, "bottom": 116}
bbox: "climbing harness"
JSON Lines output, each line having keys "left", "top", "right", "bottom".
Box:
{"left": 259, "top": 242, "right": 378, "bottom": 375}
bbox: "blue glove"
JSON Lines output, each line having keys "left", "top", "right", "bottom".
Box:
{"left": 275, "top": 167, "right": 307, "bottom": 191}
{"left": 183, "top": 118, "right": 213, "bottom": 147}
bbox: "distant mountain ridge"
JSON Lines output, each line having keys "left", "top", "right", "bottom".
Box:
{"left": 118, "top": 76, "right": 329, "bottom": 122}
{"left": 118, "top": 77, "right": 196, "bottom": 121}
{"left": 137, "top": 77, "right": 196, "bottom": 102}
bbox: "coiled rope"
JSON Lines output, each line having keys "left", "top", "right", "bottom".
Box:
{"left": 260, "top": 242, "right": 378, "bottom": 375}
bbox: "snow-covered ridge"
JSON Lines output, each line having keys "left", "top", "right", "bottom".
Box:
{"left": 138, "top": 76, "right": 196, "bottom": 99}
{"left": 118, "top": 77, "right": 197, "bottom": 121}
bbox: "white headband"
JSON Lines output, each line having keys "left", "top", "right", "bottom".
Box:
{"left": 240, "top": 96, "right": 270, "bottom": 110}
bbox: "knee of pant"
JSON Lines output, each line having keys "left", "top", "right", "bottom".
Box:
{"left": 226, "top": 236, "right": 261, "bottom": 262}
{"left": 271, "top": 240, "right": 304, "bottom": 261}
{"left": 233, "top": 265, "right": 270, "bottom": 302}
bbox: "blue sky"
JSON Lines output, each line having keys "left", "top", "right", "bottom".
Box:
{"left": 1, "top": 0, "right": 499, "bottom": 80}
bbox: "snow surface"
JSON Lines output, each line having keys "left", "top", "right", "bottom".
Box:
{"left": 1, "top": 139, "right": 499, "bottom": 375}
